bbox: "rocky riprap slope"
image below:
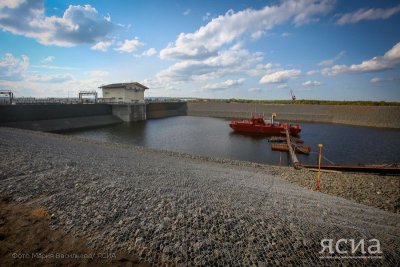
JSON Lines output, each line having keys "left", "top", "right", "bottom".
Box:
{"left": 0, "top": 128, "right": 399, "bottom": 266}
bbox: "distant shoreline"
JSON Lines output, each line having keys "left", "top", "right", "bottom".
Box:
{"left": 187, "top": 99, "right": 400, "bottom": 106}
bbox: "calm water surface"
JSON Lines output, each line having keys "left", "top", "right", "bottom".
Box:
{"left": 64, "top": 116, "right": 400, "bottom": 166}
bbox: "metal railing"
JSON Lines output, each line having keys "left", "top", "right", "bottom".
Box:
{"left": 12, "top": 98, "right": 93, "bottom": 104}
{"left": 0, "top": 97, "right": 185, "bottom": 105}
{"left": 0, "top": 97, "right": 149, "bottom": 105}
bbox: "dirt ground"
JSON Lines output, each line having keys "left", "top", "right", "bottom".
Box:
{"left": 0, "top": 198, "right": 149, "bottom": 267}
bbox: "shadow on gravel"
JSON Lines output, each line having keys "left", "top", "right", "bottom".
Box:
{"left": 0, "top": 197, "right": 150, "bottom": 267}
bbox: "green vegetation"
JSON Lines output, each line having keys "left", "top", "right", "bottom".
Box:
{"left": 188, "top": 98, "right": 400, "bottom": 106}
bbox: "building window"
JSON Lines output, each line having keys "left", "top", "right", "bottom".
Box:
{"left": 118, "top": 97, "right": 123, "bottom": 100}
{"left": 104, "top": 92, "right": 109, "bottom": 95}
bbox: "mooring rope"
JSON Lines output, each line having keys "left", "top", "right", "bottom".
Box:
{"left": 309, "top": 151, "right": 336, "bottom": 165}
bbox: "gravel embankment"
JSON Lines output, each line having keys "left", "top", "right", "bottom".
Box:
{"left": 0, "top": 127, "right": 399, "bottom": 266}
{"left": 187, "top": 102, "right": 400, "bottom": 128}
{"left": 273, "top": 168, "right": 400, "bottom": 213}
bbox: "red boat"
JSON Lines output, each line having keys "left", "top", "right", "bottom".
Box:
{"left": 229, "top": 113, "right": 301, "bottom": 135}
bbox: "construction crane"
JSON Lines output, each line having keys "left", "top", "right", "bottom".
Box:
{"left": 290, "top": 89, "right": 296, "bottom": 102}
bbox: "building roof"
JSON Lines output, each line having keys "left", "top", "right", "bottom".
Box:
{"left": 99, "top": 82, "right": 149, "bottom": 90}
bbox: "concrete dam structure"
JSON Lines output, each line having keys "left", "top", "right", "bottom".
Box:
{"left": 187, "top": 102, "right": 400, "bottom": 128}
{"left": 0, "top": 102, "right": 188, "bottom": 132}
{"left": 111, "top": 103, "right": 146, "bottom": 122}
{"left": 146, "top": 102, "right": 188, "bottom": 119}
{"left": 108, "top": 102, "right": 187, "bottom": 121}
{"left": 0, "top": 104, "right": 120, "bottom": 132}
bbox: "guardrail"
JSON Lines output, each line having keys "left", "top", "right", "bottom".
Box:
{"left": 0, "top": 98, "right": 94, "bottom": 105}
{"left": 0, "top": 98, "right": 184, "bottom": 105}
{"left": 1, "top": 98, "right": 141, "bottom": 105}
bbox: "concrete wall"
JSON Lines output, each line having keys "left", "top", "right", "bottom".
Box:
{"left": 111, "top": 103, "right": 146, "bottom": 122}
{"left": 103, "top": 88, "right": 125, "bottom": 102}
{"left": 146, "top": 102, "right": 188, "bottom": 119}
{"left": 0, "top": 104, "right": 112, "bottom": 123}
{"left": 0, "top": 104, "right": 121, "bottom": 132}
{"left": 0, "top": 102, "right": 188, "bottom": 131}
{"left": 125, "top": 90, "right": 144, "bottom": 102}
{"left": 1, "top": 115, "right": 121, "bottom": 132}
{"left": 103, "top": 88, "right": 145, "bottom": 103}
{"left": 187, "top": 102, "right": 400, "bottom": 128}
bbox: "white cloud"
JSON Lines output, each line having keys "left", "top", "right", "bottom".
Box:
{"left": 302, "top": 80, "right": 321, "bottom": 87}
{"left": 41, "top": 56, "right": 55, "bottom": 63}
{"left": 183, "top": 9, "right": 191, "bottom": 16}
{"left": 281, "top": 32, "right": 292, "bottom": 37}
{"left": 306, "top": 70, "right": 319, "bottom": 75}
{"left": 322, "top": 42, "right": 400, "bottom": 76}
{"left": 251, "top": 30, "right": 266, "bottom": 41}
{"left": 248, "top": 87, "right": 261, "bottom": 92}
{"left": 230, "top": 42, "right": 245, "bottom": 50}
{"left": 0, "top": 53, "right": 29, "bottom": 80}
{"left": 30, "top": 65, "right": 77, "bottom": 70}
{"left": 91, "top": 40, "right": 113, "bottom": 52}
{"left": 321, "top": 65, "right": 347, "bottom": 76}
{"left": 160, "top": 0, "right": 335, "bottom": 60}
{"left": 201, "top": 78, "right": 245, "bottom": 91}
{"left": 104, "top": 13, "right": 111, "bottom": 22}
{"left": 277, "top": 84, "right": 288, "bottom": 89}
{"left": 260, "top": 69, "right": 301, "bottom": 84}
{"left": 115, "top": 38, "right": 144, "bottom": 53}
{"left": 202, "top": 12, "right": 211, "bottom": 21}
{"left": 370, "top": 77, "right": 384, "bottom": 84}
{"left": 0, "top": 0, "right": 118, "bottom": 46}
{"left": 142, "top": 48, "right": 157, "bottom": 57}
{"left": 0, "top": 52, "right": 113, "bottom": 97}
{"left": 2, "top": 55, "right": 67, "bottom": 85}
{"left": 248, "top": 63, "right": 279, "bottom": 76}
{"left": 157, "top": 48, "right": 262, "bottom": 83}
{"left": 318, "top": 51, "right": 345, "bottom": 66}
{"left": 0, "top": 0, "right": 25, "bottom": 9}
{"left": 370, "top": 76, "right": 399, "bottom": 84}
{"left": 29, "top": 73, "right": 73, "bottom": 83}
{"left": 0, "top": 62, "right": 114, "bottom": 99}
{"left": 336, "top": 4, "right": 400, "bottom": 25}
{"left": 0, "top": 69, "right": 110, "bottom": 98}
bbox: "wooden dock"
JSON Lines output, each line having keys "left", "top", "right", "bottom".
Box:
{"left": 285, "top": 129, "right": 301, "bottom": 169}
{"left": 271, "top": 143, "right": 311, "bottom": 154}
{"left": 268, "top": 136, "right": 304, "bottom": 143}
{"left": 270, "top": 130, "right": 400, "bottom": 174}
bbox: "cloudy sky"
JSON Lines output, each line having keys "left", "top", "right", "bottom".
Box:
{"left": 0, "top": 0, "right": 399, "bottom": 100}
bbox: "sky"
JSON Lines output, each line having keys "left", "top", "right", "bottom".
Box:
{"left": 0, "top": 0, "right": 399, "bottom": 101}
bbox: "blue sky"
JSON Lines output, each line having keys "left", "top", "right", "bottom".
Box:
{"left": 0, "top": 0, "right": 399, "bottom": 101}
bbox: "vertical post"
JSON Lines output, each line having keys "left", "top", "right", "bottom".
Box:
{"left": 271, "top": 112, "right": 276, "bottom": 124}
{"left": 316, "top": 144, "right": 323, "bottom": 191}
{"left": 285, "top": 129, "right": 300, "bottom": 169}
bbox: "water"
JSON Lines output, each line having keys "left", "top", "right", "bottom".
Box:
{"left": 64, "top": 116, "right": 400, "bottom": 166}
